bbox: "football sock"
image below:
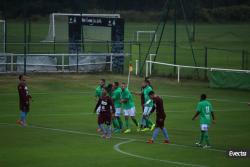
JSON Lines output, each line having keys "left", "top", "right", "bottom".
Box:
{"left": 131, "top": 118, "right": 138, "bottom": 126}
{"left": 146, "top": 119, "right": 153, "bottom": 128}
{"left": 125, "top": 119, "right": 130, "bottom": 129}
{"left": 117, "top": 117, "right": 123, "bottom": 129}
{"left": 20, "top": 111, "right": 26, "bottom": 122}
{"left": 100, "top": 124, "right": 106, "bottom": 134}
{"left": 107, "top": 125, "right": 111, "bottom": 137}
{"left": 199, "top": 131, "right": 205, "bottom": 144}
{"left": 140, "top": 117, "right": 146, "bottom": 128}
{"left": 204, "top": 131, "right": 210, "bottom": 145}
{"left": 162, "top": 128, "right": 169, "bottom": 140}
{"left": 113, "top": 118, "right": 119, "bottom": 129}
{"left": 152, "top": 128, "right": 159, "bottom": 141}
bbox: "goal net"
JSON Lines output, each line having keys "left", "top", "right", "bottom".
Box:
{"left": 43, "top": 13, "right": 120, "bottom": 43}
{"left": 136, "top": 31, "right": 157, "bottom": 42}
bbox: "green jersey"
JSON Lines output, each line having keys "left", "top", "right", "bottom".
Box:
{"left": 143, "top": 85, "right": 153, "bottom": 107}
{"left": 95, "top": 85, "right": 102, "bottom": 98}
{"left": 196, "top": 100, "right": 213, "bottom": 125}
{"left": 112, "top": 87, "right": 122, "bottom": 108}
{"left": 121, "top": 88, "right": 135, "bottom": 109}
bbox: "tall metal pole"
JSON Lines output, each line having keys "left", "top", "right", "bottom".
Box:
{"left": 24, "top": 19, "right": 27, "bottom": 75}
{"left": 173, "top": 0, "right": 177, "bottom": 73}
{"left": 192, "top": 0, "right": 196, "bottom": 42}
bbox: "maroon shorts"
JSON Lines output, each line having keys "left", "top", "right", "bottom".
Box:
{"left": 156, "top": 116, "right": 166, "bottom": 128}
{"left": 99, "top": 113, "right": 111, "bottom": 125}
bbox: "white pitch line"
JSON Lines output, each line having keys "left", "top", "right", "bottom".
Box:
{"left": 114, "top": 139, "right": 208, "bottom": 167}
{"left": 0, "top": 122, "right": 226, "bottom": 153}
{"left": 0, "top": 113, "right": 93, "bottom": 118}
{"left": 0, "top": 91, "right": 248, "bottom": 104}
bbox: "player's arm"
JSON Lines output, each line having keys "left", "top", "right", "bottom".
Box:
{"left": 192, "top": 112, "right": 200, "bottom": 120}
{"left": 110, "top": 98, "right": 115, "bottom": 114}
{"left": 131, "top": 91, "right": 141, "bottom": 96}
{"left": 211, "top": 111, "right": 215, "bottom": 124}
{"left": 94, "top": 98, "right": 101, "bottom": 113}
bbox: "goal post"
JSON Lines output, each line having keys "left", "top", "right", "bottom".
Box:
{"left": 43, "top": 13, "right": 120, "bottom": 42}
{"left": 136, "top": 31, "right": 157, "bottom": 42}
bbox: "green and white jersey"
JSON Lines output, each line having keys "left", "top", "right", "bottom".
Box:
{"left": 95, "top": 85, "right": 102, "bottom": 98}
{"left": 121, "top": 88, "right": 135, "bottom": 110}
{"left": 196, "top": 100, "right": 213, "bottom": 125}
{"left": 112, "top": 87, "right": 122, "bottom": 108}
{"left": 143, "top": 85, "right": 153, "bottom": 107}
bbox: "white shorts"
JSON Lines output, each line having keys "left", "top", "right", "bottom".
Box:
{"left": 115, "top": 108, "right": 122, "bottom": 117}
{"left": 124, "top": 107, "right": 136, "bottom": 117}
{"left": 143, "top": 106, "right": 152, "bottom": 116}
{"left": 200, "top": 124, "right": 209, "bottom": 131}
{"left": 96, "top": 106, "right": 101, "bottom": 115}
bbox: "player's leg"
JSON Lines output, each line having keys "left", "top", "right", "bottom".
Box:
{"left": 159, "top": 117, "right": 169, "bottom": 143}
{"left": 99, "top": 114, "right": 106, "bottom": 138}
{"left": 124, "top": 109, "right": 131, "bottom": 133}
{"left": 141, "top": 107, "right": 152, "bottom": 131}
{"left": 106, "top": 115, "right": 112, "bottom": 139}
{"left": 196, "top": 124, "right": 206, "bottom": 147}
{"left": 203, "top": 125, "right": 211, "bottom": 148}
{"left": 130, "top": 107, "right": 139, "bottom": 127}
{"left": 114, "top": 108, "right": 122, "bottom": 132}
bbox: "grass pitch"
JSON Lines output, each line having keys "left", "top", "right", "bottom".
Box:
{"left": 0, "top": 74, "right": 250, "bottom": 167}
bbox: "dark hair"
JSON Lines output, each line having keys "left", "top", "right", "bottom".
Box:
{"left": 105, "top": 84, "right": 113, "bottom": 94}
{"left": 148, "top": 91, "right": 155, "bottom": 96}
{"left": 121, "top": 82, "right": 126, "bottom": 85}
{"left": 114, "top": 81, "right": 119, "bottom": 87}
{"left": 101, "top": 79, "right": 106, "bottom": 83}
{"left": 200, "top": 94, "right": 207, "bottom": 100}
{"left": 19, "top": 75, "right": 23, "bottom": 81}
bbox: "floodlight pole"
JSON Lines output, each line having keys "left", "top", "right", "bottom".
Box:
{"left": 24, "top": 18, "right": 27, "bottom": 75}
{"left": 173, "top": 0, "right": 177, "bottom": 73}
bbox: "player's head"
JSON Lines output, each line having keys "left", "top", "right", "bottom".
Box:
{"left": 148, "top": 91, "right": 155, "bottom": 99}
{"left": 200, "top": 94, "right": 207, "bottom": 101}
{"left": 102, "top": 87, "right": 109, "bottom": 96}
{"left": 106, "top": 83, "right": 113, "bottom": 94}
{"left": 143, "top": 79, "right": 150, "bottom": 87}
{"left": 113, "top": 81, "right": 119, "bottom": 89}
{"left": 121, "top": 82, "right": 127, "bottom": 90}
{"left": 18, "top": 74, "right": 25, "bottom": 82}
{"left": 100, "top": 79, "right": 105, "bottom": 87}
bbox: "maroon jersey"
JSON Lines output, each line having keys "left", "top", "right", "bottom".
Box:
{"left": 17, "top": 82, "right": 31, "bottom": 112}
{"left": 152, "top": 96, "right": 166, "bottom": 119}
{"left": 95, "top": 95, "right": 114, "bottom": 114}
{"left": 95, "top": 95, "right": 114, "bottom": 125}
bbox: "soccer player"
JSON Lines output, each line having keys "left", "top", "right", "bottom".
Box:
{"left": 111, "top": 82, "right": 123, "bottom": 132}
{"left": 133, "top": 79, "right": 155, "bottom": 131}
{"left": 94, "top": 87, "right": 115, "bottom": 139}
{"left": 120, "top": 82, "right": 139, "bottom": 133}
{"left": 147, "top": 91, "right": 170, "bottom": 144}
{"left": 140, "top": 79, "right": 155, "bottom": 131}
{"left": 16, "top": 75, "right": 32, "bottom": 127}
{"left": 95, "top": 79, "right": 106, "bottom": 132}
{"left": 192, "top": 94, "right": 215, "bottom": 148}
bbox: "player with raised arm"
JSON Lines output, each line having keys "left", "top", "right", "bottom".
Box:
{"left": 121, "top": 82, "right": 139, "bottom": 133}
{"left": 147, "top": 91, "right": 170, "bottom": 144}
{"left": 192, "top": 94, "right": 215, "bottom": 148}
{"left": 133, "top": 79, "right": 155, "bottom": 131}
{"left": 111, "top": 82, "right": 123, "bottom": 132}
{"left": 94, "top": 79, "right": 106, "bottom": 132}
{"left": 94, "top": 87, "right": 115, "bottom": 139}
{"left": 16, "top": 75, "right": 32, "bottom": 127}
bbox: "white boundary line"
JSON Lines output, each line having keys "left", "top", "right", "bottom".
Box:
{"left": 1, "top": 108, "right": 249, "bottom": 118}
{"left": 0, "top": 122, "right": 226, "bottom": 153}
{"left": 0, "top": 91, "right": 248, "bottom": 104}
{"left": 114, "top": 139, "right": 208, "bottom": 167}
